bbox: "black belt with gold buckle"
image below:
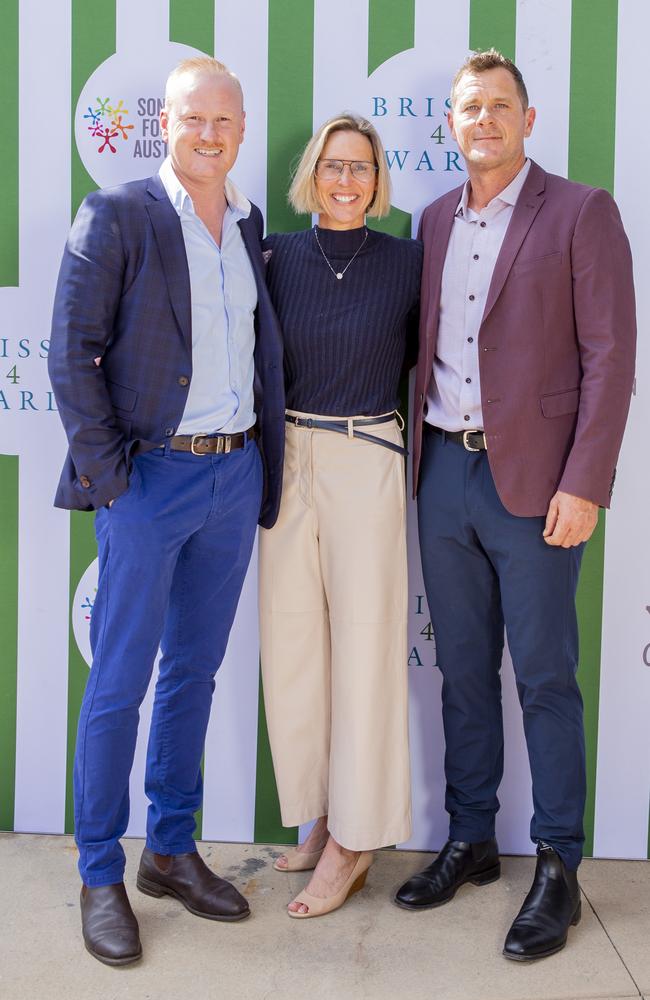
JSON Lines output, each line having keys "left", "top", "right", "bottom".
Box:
{"left": 168, "top": 427, "right": 256, "bottom": 455}
{"left": 426, "top": 424, "right": 487, "bottom": 452}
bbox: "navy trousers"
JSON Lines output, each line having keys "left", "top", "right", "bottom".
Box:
{"left": 417, "top": 427, "right": 586, "bottom": 870}
{"left": 74, "top": 439, "right": 262, "bottom": 886}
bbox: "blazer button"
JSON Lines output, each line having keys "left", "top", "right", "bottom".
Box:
{"left": 79, "top": 475, "right": 91, "bottom": 488}
{"left": 164, "top": 428, "right": 174, "bottom": 437}
{"left": 178, "top": 375, "right": 189, "bottom": 386}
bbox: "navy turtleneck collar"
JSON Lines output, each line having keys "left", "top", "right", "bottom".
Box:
{"left": 312, "top": 224, "right": 373, "bottom": 258}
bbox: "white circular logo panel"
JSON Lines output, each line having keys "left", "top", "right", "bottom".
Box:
{"left": 363, "top": 46, "right": 470, "bottom": 215}
{"left": 72, "top": 558, "right": 99, "bottom": 668}
{"left": 75, "top": 41, "right": 203, "bottom": 189}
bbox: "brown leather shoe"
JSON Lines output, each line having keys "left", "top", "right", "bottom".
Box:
{"left": 136, "top": 847, "right": 250, "bottom": 921}
{"left": 80, "top": 883, "right": 142, "bottom": 966}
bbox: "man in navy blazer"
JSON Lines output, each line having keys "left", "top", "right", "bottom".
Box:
{"left": 49, "top": 56, "right": 284, "bottom": 966}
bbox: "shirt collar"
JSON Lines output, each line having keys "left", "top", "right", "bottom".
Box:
{"left": 159, "top": 156, "right": 251, "bottom": 221}
{"left": 456, "top": 158, "right": 531, "bottom": 219}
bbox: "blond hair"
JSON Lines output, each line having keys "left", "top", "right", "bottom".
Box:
{"left": 289, "top": 113, "right": 391, "bottom": 219}
{"left": 165, "top": 56, "right": 243, "bottom": 110}
{"left": 451, "top": 48, "right": 529, "bottom": 110}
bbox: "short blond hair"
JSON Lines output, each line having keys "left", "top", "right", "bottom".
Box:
{"left": 289, "top": 113, "right": 391, "bottom": 219}
{"left": 165, "top": 56, "right": 243, "bottom": 110}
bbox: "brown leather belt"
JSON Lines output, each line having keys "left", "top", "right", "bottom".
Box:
{"left": 426, "top": 424, "right": 487, "bottom": 452}
{"left": 168, "top": 427, "right": 256, "bottom": 455}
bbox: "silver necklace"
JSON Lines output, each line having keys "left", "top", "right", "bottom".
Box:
{"left": 313, "top": 225, "right": 368, "bottom": 280}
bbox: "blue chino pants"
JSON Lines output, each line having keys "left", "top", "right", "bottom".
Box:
{"left": 417, "top": 428, "right": 586, "bottom": 870}
{"left": 74, "top": 439, "right": 262, "bottom": 886}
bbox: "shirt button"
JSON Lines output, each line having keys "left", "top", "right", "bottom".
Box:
{"left": 79, "top": 475, "right": 91, "bottom": 488}
{"left": 465, "top": 377, "right": 472, "bottom": 384}
{"left": 473, "top": 254, "right": 479, "bottom": 260}
{"left": 480, "top": 221, "right": 486, "bottom": 228}
{"left": 165, "top": 428, "right": 174, "bottom": 437}
{"left": 467, "top": 337, "right": 474, "bottom": 343}
{"left": 178, "top": 376, "right": 189, "bottom": 386}
{"left": 469, "top": 294, "right": 475, "bottom": 301}
{"left": 464, "top": 414, "right": 470, "bottom": 422}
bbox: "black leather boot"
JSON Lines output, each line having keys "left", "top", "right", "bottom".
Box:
{"left": 503, "top": 843, "right": 581, "bottom": 961}
{"left": 394, "top": 837, "right": 500, "bottom": 909}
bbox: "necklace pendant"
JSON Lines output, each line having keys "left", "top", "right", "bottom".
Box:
{"left": 313, "top": 225, "right": 368, "bottom": 282}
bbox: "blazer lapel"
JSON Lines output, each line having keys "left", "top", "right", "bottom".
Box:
{"left": 481, "top": 161, "right": 547, "bottom": 326}
{"left": 422, "top": 188, "right": 460, "bottom": 363}
{"left": 145, "top": 175, "right": 192, "bottom": 351}
{"left": 237, "top": 213, "right": 267, "bottom": 310}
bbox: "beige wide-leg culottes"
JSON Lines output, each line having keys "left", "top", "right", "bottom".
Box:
{"left": 259, "top": 411, "right": 412, "bottom": 851}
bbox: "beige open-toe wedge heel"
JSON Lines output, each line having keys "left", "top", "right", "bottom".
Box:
{"left": 287, "top": 851, "right": 374, "bottom": 918}
{"left": 273, "top": 846, "right": 325, "bottom": 872}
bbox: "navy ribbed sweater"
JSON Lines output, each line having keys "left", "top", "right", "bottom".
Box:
{"left": 263, "top": 226, "right": 422, "bottom": 416}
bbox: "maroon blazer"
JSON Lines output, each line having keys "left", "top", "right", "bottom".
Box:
{"left": 412, "top": 160, "right": 636, "bottom": 515}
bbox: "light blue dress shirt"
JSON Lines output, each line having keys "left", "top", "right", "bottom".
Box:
{"left": 425, "top": 159, "right": 531, "bottom": 432}
{"left": 159, "top": 156, "right": 257, "bottom": 435}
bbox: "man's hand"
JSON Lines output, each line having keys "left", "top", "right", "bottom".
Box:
{"left": 543, "top": 491, "right": 599, "bottom": 547}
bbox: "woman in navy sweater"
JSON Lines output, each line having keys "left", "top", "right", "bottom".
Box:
{"left": 260, "top": 113, "right": 422, "bottom": 918}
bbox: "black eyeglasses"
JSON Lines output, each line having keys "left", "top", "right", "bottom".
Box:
{"left": 315, "top": 159, "right": 378, "bottom": 181}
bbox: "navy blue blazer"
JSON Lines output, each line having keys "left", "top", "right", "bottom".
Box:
{"left": 49, "top": 173, "right": 285, "bottom": 528}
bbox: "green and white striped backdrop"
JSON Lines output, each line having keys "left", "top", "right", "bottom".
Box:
{"left": 1, "top": 0, "right": 647, "bottom": 859}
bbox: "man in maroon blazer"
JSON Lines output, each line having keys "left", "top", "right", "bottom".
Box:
{"left": 394, "top": 50, "right": 636, "bottom": 960}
